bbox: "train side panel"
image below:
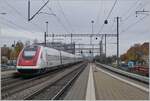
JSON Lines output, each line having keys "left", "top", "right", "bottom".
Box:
{"left": 16, "top": 45, "right": 83, "bottom": 74}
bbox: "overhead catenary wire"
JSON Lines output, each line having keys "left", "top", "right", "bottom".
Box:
{"left": 0, "top": 16, "right": 37, "bottom": 35}
{"left": 111, "top": 0, "right": 140, "bottom": 32}
{"left": 121, "top": 0, "right": 140, "bottom": 20}
{"left": 122, "top": 1, "right": 150, "bottom": 22}
{"left": 4, "top": 0, "right": 44, "bottom": 32}
{"left": 105, "top": 0, "right": 118, "bottom": 20}
{"left": 97, "top": 0, "right": 118, "bottom": 34}
{"left": 41, "top": 0, "right": 71, "bottom": 34}
{"left": 0, "top": 18, "right": 22, "bottom": 31}
{"left": 110, "top": 0, "right": 150, "bottom": 33}
{"left": 95, "top": 0, "right": 102, "bottom": 27}
{"left": 57, "top": 0, "right": 75, "bottom": 33}
{"left": 136, "top": 0, "right": 150, "bottom": 11}
{"left": 121, "top": 14, "right": 149, "bottom": 33}
{"left": 118, "top": 0, "right": 150, "bottom": 33}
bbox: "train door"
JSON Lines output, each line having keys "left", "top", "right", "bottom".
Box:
{"left": 59, "top": 51, "right": 63, "bottom": 65}
{"left": 40, "top": 48, "right": 47, "bottom": 68}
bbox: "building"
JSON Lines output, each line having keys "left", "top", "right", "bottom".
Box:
{"left": 1, "top": 45, "right": 9, "bottom": 57}
{"left": 141, "top": 42, "right": 149, "bottom": 67}
{"left": 1, "top": 45, "right": 9, "bottom": 64}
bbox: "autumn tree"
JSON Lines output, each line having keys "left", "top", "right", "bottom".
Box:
{"left": 15, "top": 41, "right": 24, "bottom": 58}
{"left": 120, "top": 42, "right": 149, "bottom": 64}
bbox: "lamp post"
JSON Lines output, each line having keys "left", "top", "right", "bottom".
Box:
{"left": 90, "top": 20, "right": 94, "bottom": 45}
{"left": 104, "top": 19, "right": 108, "bottom": 64}
{"left": 46, "top": 21, "right": 48, "bottom": 35}
{"left": 37, "top": 12, "right": 56, "bottom": 46}
{"left": 91, "top": 20, "right": 94, "bottom": 61}
{"left": 116, "top": 16, "right": 120, "bottom": 67}
{"left": 45, "top": 21, "right": 48, "bottom": 46}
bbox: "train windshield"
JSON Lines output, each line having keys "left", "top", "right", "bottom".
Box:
{"left": 23, "top": 46, "right": 38, "bottom": 60}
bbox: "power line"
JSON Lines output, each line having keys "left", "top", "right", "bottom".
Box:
{"left": 106, "top": 0, "right": 118, "bottom": 20}
{"left": 0, "top": 16, "right": 36, "bottom": 34}
{"left": 112, "top": 0, "right": 150, "bottom": 33}
{"left": 54, "top": 15, "right": 70, "bottom": 34}
{"left": 95, "top": 0, "right": 102, "bottom": 26}
{"left": 0, "top": 19, "right": 20, "bottom": 31}
{"left": 97, "top": 0, "right": 118, "bottom": 34}
{"left": 122, "top": 0, "right": 150, "bottom": 22}
{"left": 121, "top": 14, "right": 149, "bottom": 33}
{"left": 3, "top": 0, "right": 44, "bottom": 32}
{"left": 0, "top": 17, "right": 27, "bottom": 30}
{"left": 121, "top": 0, "right": 140, "bottom": 19}
{"left": 57, "top": 0, "right": 75, "bottom": 33}
{"left": 111, "top": 0, "right": 139, "bottom": 32}
{"left": 41, "top": 0, "right": 70, "bottom": 33}
{"left": 119, "top": 1, "right": 150, "bottom": 33}
{"left": 137, "top": 0, "right": 150, "bottom": 10}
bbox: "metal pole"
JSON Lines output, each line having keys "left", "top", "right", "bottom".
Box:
{"left": 105, "top": 34, "right": 106, "bottom": 64}
{"left": 90, "top": 36, "right": 92, "bottom": 45}
{"left": 105, "top": 34, "right": 106, "bottom": 57}
{"left": 52, "top": 33, "right": 54, "bottom": 48}
{"left": 44, "top": 32, "right": 46, "bottom": 46}
{"left": 117, "top": 16, "right": 119, "bottom": 67}
{"left": 46, "top": 21, "right": 48, "bottom": 35}
{"left": 28, "top": 0, "right": 30, "bottom": 21}
{"left": 28, "top": 0, "right": 50, "bottom": 21}
{"left": 92, "top": 23, "right": 93, "bottom": 35}
{"left": 71, "top": 33, "right": 72, "bottom": 44}
{"left": 99, "top": 41, "right": 101, "bottom": 56}
{"left": 91, "top": 20, "right": 94, "bottom": 45}
{"left": 100, "top": 40, "right": 102, "bottom": 56}
{"left": 52, "top": 33, "right": 54, "bottom": 43}
{"left": 91, "top": 20, "right": 94, "bottom": 59}
{"left": 45, "top": 21, "right": 48, "bottom": 46}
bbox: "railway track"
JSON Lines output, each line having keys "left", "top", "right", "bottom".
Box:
{"left": 1, "top": 77, "right": 22, "bottom": 87}
{"left": 1, "top": 62, "right": 87, "bottom": 100}
{"left": 25, "top": 63, "right": 86, "bottom": 100}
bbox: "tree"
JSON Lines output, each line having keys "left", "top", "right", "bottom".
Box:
{"left": 15, "top": 41, "right": 24, "bottom": 58}
{"left": 120, "top": 42, "right": 149, "bottom": 65}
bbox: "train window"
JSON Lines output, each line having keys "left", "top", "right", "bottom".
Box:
{"left": 24, "top": 51, "right": 36, "bottom": 56}
{"left": 22, "top": 46, "right": 38, "bottom": 60}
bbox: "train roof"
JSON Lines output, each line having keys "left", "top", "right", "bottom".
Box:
{"left": 27, "top": 45, "right": 82, "bottom": 58}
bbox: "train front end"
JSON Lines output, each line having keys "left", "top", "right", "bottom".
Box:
{"left": 16, "top": 45, "right": 41, "bottom": 74}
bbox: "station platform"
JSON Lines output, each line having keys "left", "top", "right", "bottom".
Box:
{"left": 64, "top": 63, "right": 149, "bottom": 100}
{"left": 93, "top": 64, "right": 149, "bottom": 100}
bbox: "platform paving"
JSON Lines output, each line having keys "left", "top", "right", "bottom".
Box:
{"left": 93, "top": 64, "right": 149, "bottom": 100}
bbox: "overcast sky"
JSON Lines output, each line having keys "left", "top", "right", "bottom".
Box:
{"left": 0, "top": 0, "right": 150, "bottom": 56}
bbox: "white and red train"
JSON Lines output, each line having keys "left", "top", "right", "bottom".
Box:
{"left": 16, "top": 45, "right": 83, "bottom": 74}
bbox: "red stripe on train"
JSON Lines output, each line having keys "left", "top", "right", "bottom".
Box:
{"left": 17, "top": 47, "right": 41, "bottom": 66}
